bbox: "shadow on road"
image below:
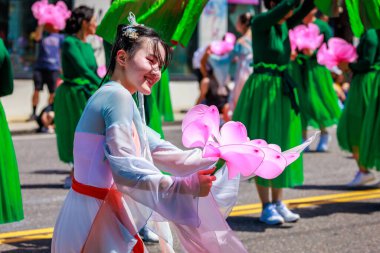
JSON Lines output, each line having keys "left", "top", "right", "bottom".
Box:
{"left": 295, "top": 184, "right": 379, "bottom": 191}
{"left": 2, "top": 239, "right": 51, "bottom": 253}
{"left": 228, "top": 201, "right": 380, "bottom": 233}
{"left": 296, "top": 201, "right": 380, "bottom": 219}
{"left": 227, "top": 216, "right": 295, "bottom": 232}
{"left": 21, "top": 184, "right": 63, "bottom": 189}
{"left": 31, "top": 169, "right": 70, "bottom": 175}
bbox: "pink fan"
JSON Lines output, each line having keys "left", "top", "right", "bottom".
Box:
{"left": 317, "top": 37, "right": 357, "bottom": 70}
{"left": 210, "top": 32, "right": 236, "bottom": 56}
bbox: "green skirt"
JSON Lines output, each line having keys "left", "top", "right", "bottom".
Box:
{"left": 152, "top": 69, "right": 174, "bottom": 122}
{"left": 346, "top": 0, "right": 380, "bottom": 37}
{"left": 0, "top": 101, "right": 23, "bottom": 224}
{"left": 287, "top": 60, "right": 309, "bottom": 130}
{"left": 300, "top": 58, "right": 341, "bottom": 129}
{"left": 55, "top": 80, "right": 98, "bottom": 163}
{"left": 359, "top": 72, "right": 380, "bottom": 170}
{"left": 337, "top": 72, "right": 374, "bottom": 152}
{"left": 233, "top": 72, "right": 303, "bottom": 188}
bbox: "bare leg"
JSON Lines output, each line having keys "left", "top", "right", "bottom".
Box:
{"left": 255, "top": 182, "right": 270, "bottom": 204}
{"left": 352, "top": 146, "right": 368, "bottom": 173}
{"left": 271, "top": 187, "right": 283, "bottom": 203}
{"left": 195, "top": 77, "right": 209, "bottom": 105}
{"left": 48, "top": 93, "right": 55, "bottom": 105}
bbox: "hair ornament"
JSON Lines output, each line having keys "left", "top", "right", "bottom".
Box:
{"left": 122, "top": 26, "right": 139, "bottom": 39}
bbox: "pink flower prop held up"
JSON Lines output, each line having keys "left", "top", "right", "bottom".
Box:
{"left": 317, "top": 37, "right": 358, "bottom": 70}
{"left": 97, "top": 65, "right": 107, "bottom": 78}
{"left": 289, "top": 24, "right": 324, "bottom": 52}
{"left": 182, "top": 105, "right": 319, "bottom": 180}
{"left": 210, "top": 32, "right": 237, "bottom": 56}
{"left": 31, "top": 0, "right": 71, "bottom": 31}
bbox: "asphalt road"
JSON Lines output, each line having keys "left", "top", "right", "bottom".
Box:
{"left": 0, "top": 125, "right": 379, "bottom": 253}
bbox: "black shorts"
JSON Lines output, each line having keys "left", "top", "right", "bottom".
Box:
{"left": 33, "top": 69, "right": 59, "bottom": 93}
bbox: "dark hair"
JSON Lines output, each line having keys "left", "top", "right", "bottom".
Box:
{"left": 65, "top": 6, "right": 94, "bottom": 34}
{"left": 104, "top": 24, "right": 172, "bottom": 81}
{"left": 264, "top": 0, "right": 281, "bottom": 9}
{"left": 238, "top": 12, "right": 253, "bottom": 27}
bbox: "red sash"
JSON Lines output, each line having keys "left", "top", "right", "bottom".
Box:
{"left": 72, "top": 177, "right": 144, "bottom": 253}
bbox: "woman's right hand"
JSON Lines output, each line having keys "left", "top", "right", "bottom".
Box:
{"left": 197, "top": 168, "right": 217, "bottom": 197}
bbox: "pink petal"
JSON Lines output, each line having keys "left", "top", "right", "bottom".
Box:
{"left": 217, "top": 144, "right": 265, "bottom": 179}
{"left": 182, "top": 120, "right": 211, "bottom": 148}
{"left": 268, "top": 144, "right": 281, "bottom": 152}
{"left": 182, "top": 105, "right": 220, "bottom": 138}
{"left": 248, "top": 139, "right": 268, "bottom": 147}
{"left": 203, "top": 143, "right": 221, "bottom": 158}
{"left": 219, "top": 121, "right": 248, "bottom": 145}
{"left": 253, "top": 147, "right": 287, "bottom": 179}
{"left": 283, "top": 152, "right": 300, "bottom": 166}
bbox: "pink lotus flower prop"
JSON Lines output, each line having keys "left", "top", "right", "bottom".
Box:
{"left": 32, "top": 0, "right": 71, "bottom": 31}
{"left": 210, "top": 32, "right": 236, "bottom": 56}
{"left": 317, "top": 37, "right": 358, "bottom": 70}
{"left": 182, "top": 105, "right": 318, "bottom": 180}
{"left": 289, "top": 24, "right": 324, "bottom": 52}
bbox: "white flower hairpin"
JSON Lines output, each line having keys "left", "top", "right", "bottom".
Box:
{"left": 122, "top": 12, "right": 143, "bottom": 40}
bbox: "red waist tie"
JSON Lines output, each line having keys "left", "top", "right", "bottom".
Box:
{"left": 72, "top": 177, "right": 144, "bottom": 253}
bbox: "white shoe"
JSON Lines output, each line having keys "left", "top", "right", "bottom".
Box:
{"left": 316, "top": 133, "right": 331, "bottom": 152}
{"left": 347, "top": 171, "right": 376, "bottom": 187}
{"left": 259, "top": 203, "right": 284, "bottom": 225}
{"left": 275, "top": 202, "right": 300, "bottom": 222}
{"left": 139, "top": 226, "right": 159, "bottom": 243}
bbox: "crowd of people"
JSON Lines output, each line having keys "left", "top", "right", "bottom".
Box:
{"left": 0, "top": 0, "right": 379, "bottom": 252}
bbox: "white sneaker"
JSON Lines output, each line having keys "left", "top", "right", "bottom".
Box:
{"left": 347, "top": 171, "right": 376, "bottom": 187}
{"left": 139, "top": 226, "right": 159, "bottom": 243}
{"left": 275, "top": 202, "right": 300, "bottom": 222}
{"left": 316, "top": 133, "right": 331, "bottom": 152}
{"left": 259, "top": 203, "right": 284, "bottom": 225}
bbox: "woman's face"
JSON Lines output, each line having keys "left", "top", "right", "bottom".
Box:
{"left": 83, "top": 16, "right": 97, "bottom": 35}
{"left": 235, "top": 20, "right": 245, "bottom": 34}
{"left": 122, "top": 39, "right": 165, "bottom": 95}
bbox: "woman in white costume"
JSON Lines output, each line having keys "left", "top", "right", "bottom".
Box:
{"left": 52, "top": 19, "right": 248, "bottom": 253}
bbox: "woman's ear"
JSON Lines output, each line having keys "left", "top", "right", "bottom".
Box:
{"left": 116, "top": 50, "right": 128, "bottom": 67}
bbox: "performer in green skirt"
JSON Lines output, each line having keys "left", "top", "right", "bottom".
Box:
{"left": 233, "top": 0, "right": 315, "bottom": 225}
{"left": 0, "top": 38, "right": 24, "bottom": 224}
{"left": 55, "top": 6, "right": 101, "bottom": 188}
{"left": 337, "top": 29, "right": 380, "bottom": 186}
{"left": 296, "top": 9, "right": 341, "bottom": 152}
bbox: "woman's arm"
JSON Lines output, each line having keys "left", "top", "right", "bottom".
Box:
{"left": 252, "top": 0, "right": 300, "bottom": 31}
{"left": 287, "top": 0, "right": 316, "bottom": 29}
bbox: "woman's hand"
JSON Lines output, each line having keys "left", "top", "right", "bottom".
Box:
{"left": 197, "top": 167, "right": 217, "bottom": 197}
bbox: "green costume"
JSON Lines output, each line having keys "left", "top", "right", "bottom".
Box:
{"left": 152, "top": 69, "right": 174, "bottom": 122}
{"left": 55, "top": 36, "right": 101, "bottom": 163}
{"left": 337, "top": 29, "right": 380, "bottom": 170}
{"left": 291, "top": 19, "right": 341, "bottom": 130}
{"left": 345, "top": 0, "right": 380, "bottom": 37}
{"left": 0, "top": 39, "right": 24, "bottom": 224}
{"left": 233, "top": 0, "right": 315, "bottom": 188}
{"left": 97, "top": 0, "right": 208, "bottom": 47}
